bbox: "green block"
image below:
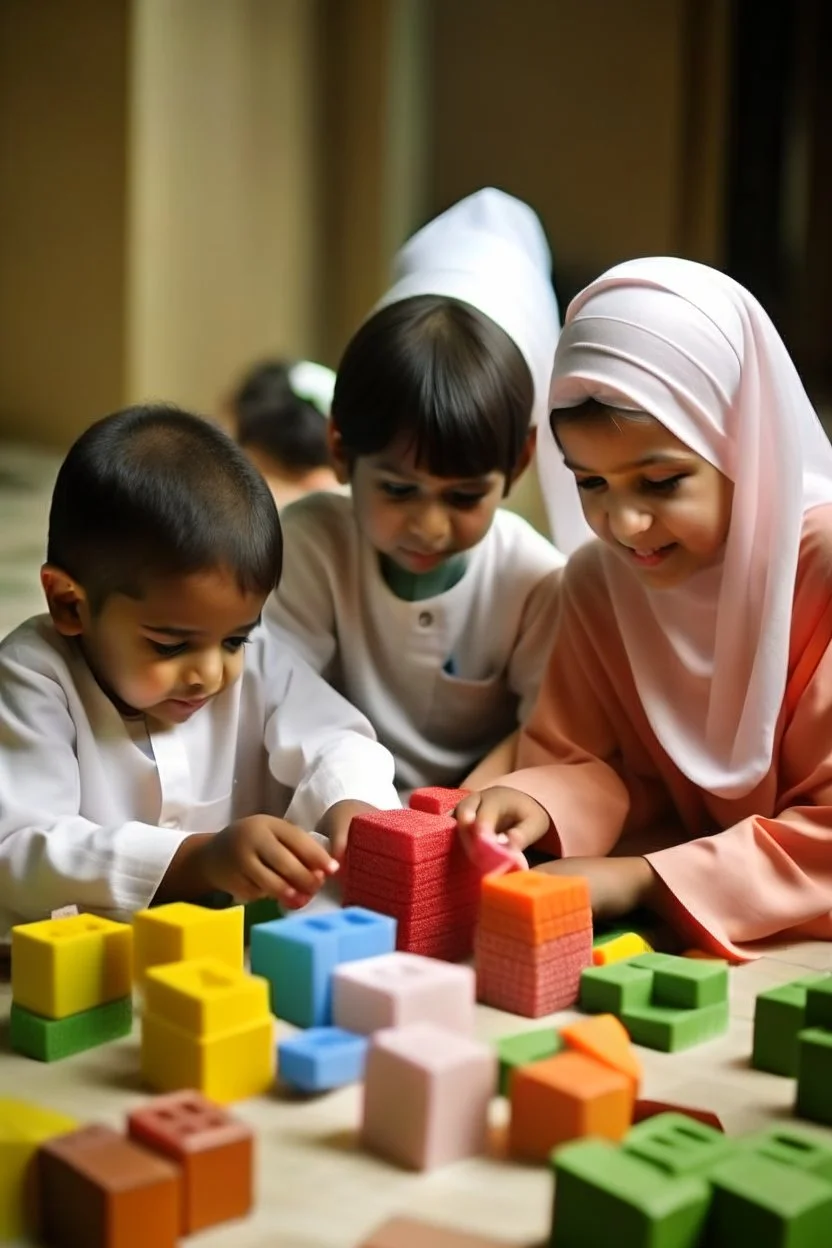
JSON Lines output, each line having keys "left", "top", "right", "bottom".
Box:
{"left": 752, "top": 976, "right": 830, "bottom": 1077}
{"left": 706, "top": 1152, "right": 832, "bottom": 1246}
{"left": 496, "top": 1028, "right": 563, "bottom": 1097}
{"left": 804, "top": 978, "right": 832, "bottom": 1030}
{"left": 629, "top": 953, "right": 680, "bottom": 972}
{"left": 580, "top": 962, "right": 654, "bottom": 1015}
{"left": 796, "top": 1027, "right": 832, "bottom": 1126}
{"left": 10, "top": 997, "right": 133, "bottom": 1062}
{"left": 652, "top": 959, "right": 729, "bottom": 1009}
{"left": 743, "top": 1125, "right": 832, "bottom": 1184}
{"left": 244, "top": 897, "right": 284, "bottom": 942}
{"left": 623, "top": 1112, "right": 732, "bottom": 1176}
{"left": 621, "top": 1001, "right": 729, "bottom": 1052}
{"left": 551, "top": 1138, "right": 711, "bottom": 1248}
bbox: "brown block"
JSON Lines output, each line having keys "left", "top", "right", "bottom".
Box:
{"left": 360, "top": 1216, "right": 522, "bottom": 1246}
{"left": 37, "top": 1124, "right": 179, "bottom": 1248}
{"left": 127, "top": 1089, "right": 253, "bottom": 1233}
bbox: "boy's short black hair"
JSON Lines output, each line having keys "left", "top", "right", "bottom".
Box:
{"left": 47, "top": 404, "right": 282, "bottom": 611}
{"left": 331, "top": 295, "right": 534, "bottom": 482}
{"left": 232, "top": 360, "right": 331, "bottom": 471}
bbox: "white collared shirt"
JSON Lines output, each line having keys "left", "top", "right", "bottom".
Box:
{"left": 0, "top": 616, "right": 399, "bottom": 937}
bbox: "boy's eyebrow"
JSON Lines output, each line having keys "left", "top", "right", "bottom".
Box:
{"left": 142, "top": 617, "right": 261, "bottom": 637}
{"left": 563, "top": 452, "right": 691, "bottom": 473}
{"left": 374, "top": 460, "right": 492, "bottom": 486}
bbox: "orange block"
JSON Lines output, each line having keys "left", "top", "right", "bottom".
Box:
{"left": 508, "top": 1051, "right": 633, "bottom": 1162}
{"left": 480, "top": 874, "right": 590, "bottom": 942}
{"left": 683, "top": 949, "right": 723, "bottom": 960}
{"left": 560, "top": 1014, "right": 642, "bottom": 1091}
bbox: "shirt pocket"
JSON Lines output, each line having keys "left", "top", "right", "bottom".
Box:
{"left": 426, "top": 668, "right": 517, "bottom": 750}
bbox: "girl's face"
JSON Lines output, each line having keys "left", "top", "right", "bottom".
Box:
{"left": 556, "top": 411, "right": 734, "bottom": 588}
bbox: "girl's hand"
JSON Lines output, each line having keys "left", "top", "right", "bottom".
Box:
{"left": 535, "top": 855, "right": 656, "bottom": 922}
{"left": 454, "top": 785, "right": 552, "bottom": 864}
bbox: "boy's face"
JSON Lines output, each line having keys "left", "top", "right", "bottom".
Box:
{"left": 42, "top": 566, "right": 266, "bottom": 726}
{"left": 337, "top": 437, "right": 509, "bottom": 573}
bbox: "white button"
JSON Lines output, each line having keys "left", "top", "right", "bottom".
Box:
{"left": 418, "top": 611, "right": 433, "bottom": 627}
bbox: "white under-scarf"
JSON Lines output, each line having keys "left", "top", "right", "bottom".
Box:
{"left": 546, "top": 256, "right": 832, "bottom": 798}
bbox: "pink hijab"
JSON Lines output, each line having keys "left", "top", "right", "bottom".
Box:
{"left": 545, "top": 257, "right": 832, "bottom": 799}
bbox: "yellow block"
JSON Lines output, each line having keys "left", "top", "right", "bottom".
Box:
{"left": 11, "top": 915, "right": 133, "bottom": 1020}
{"left": 133, "top": 903, "right": 244, "bottom": 984}
{"left": 145, "top": 957, "right": 269, "bottom": 1037}
{"left": 0, "top": 1099, "right": 78, "bottom": 1240}
{"left": 592, "top": 932, "right": 654, "bottom": 967}
{"left": 141, "top": 1010, "right": 274, "bottom": 1104}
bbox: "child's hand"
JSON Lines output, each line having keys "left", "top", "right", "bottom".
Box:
{"left": 536, "top": 856, "right": 656, "bottom": 922}
{"left": 316, "top": 799, "right": 378, "bottom": 861}
{"left": 201, "top": 816, "right": 339, "bottom": 908}
{"left": 454, "top": 786, "right": 552, "bottom": 860}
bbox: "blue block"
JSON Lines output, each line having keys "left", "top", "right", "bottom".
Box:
{"left": 278, "top": 1026, "right": 369, "bottom": 1093}
{"left": 249, "top": 906, "right": 396, "bottom": 1027}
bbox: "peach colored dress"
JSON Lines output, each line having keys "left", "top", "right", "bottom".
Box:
{"left": 502, "top": 505, "right": 832, "bottom": 961}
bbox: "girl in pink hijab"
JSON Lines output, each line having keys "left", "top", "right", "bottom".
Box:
{"left": 457, "top": 256, "right": 832, "bottom": 960}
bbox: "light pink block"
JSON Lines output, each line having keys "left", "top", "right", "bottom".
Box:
{"left": 362, "top": 1022, "right": 496, "bottom": 1170}
{"left": 332, "top": 952, "right": 476, "bottom": 1035}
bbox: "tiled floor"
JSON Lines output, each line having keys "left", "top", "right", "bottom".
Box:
{"left": 0, "top": 443, "right": 60, "bottom": 638}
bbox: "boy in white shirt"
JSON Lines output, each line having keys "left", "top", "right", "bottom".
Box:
{"left": 266, "top": 190, "right": 590, "bottom": 802}
{"left": 0, "top": 405, "right": 399, "bottom": 939}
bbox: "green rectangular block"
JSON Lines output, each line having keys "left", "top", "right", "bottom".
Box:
{"left": 706, "top": 1152, "right": 832, "bottom": 1246}
{"left": 579, "top": 962, "right": 654, "bottom": 1015}
{"left": 621, "top": 1001, "right": 729, "bottom": 1052}
{"left": 551, "top": 1138, "right": 711, "bottom": 1248}
{"left": 623, "top": 1112, "right": 732, "bottom": 1176}
{"left": 243, "top": 896, "right": 284, "bottom": 942}
{"left": 9, "top": 996, "right": 133, "bottom": 1062}
{"left": 796, "top": 1027, "right": 832, "bottom": 1126}
{"left": 752, "top": 975, "right": 830, "bottom": 1077}
{"left": 629, "top": 953, "right": 680, "bottom": 972}
{"left": 804, "top": 978, "right": 832, "bottom": 1030}
{"left": 742, "top": 1125, "right": 832, "bottom": 1184}
{"left": 496, "top": 1028, "right": 563, "bottom": 1097}
{"left": 651, "top": 959, "right": 729, "bottom": 1009}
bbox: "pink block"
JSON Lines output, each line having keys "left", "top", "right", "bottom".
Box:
{"left": 362, "top": 1022, "right": 496, "bottom": 1170}
{"left": 467, "top": 835, "right": 527, "bottom": 877}
{"left": 332, "top": 952, "right": 476, "bottom": 1035}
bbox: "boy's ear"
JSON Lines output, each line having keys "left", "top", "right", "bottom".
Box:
{"left": 327, "top": 423, "right": 352, "bottom": 486}
{"left": 508, "top": 428, "right": 537, "bottom": 488}
{"left": 40, "top": 565, "right": 88, "bottom": 636}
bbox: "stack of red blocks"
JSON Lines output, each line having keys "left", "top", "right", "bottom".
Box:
{"left": 475, "top": 873, "right": 593, "bottom": 1016}
{"left": 342, "top": 788, "right": 480, "bottom": 962}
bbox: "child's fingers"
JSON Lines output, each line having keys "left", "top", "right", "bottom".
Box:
{"left": 278, "top": 822, "right": 340, "bottom": 877}
{"left": 253, "top": 830, "right": 326, "bottom": 898}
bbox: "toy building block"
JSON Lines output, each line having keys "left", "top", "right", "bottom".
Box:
{"left": 705, "top": 1151, "right": 832, "bottom": 1246}
{"left": 623, "top": 1112, "right": 732, "bottom": 1176}
{"left": 621, "top": 1000, "right": 729, "bottom": 1052}
{"left": 11, "top": 914, "right": 132, "bottom": 1019}
{"left": 495, "top": 1027, "right": 563, "bottom": 1096}
{"left": 408, "top": 786, "right": 470, "bottom": 815}
{"left": 560, "top": 1014, "right": 642, "bottom": 1090}
{"left": 508, "top": 1050, "right": 633, "bottom": 1162}
{"left": 243, "top": 896, "right": 283, "bottom": 941}
{"left": 475, "top": 873, "right": 592, "bottom": 1016}
{"left": 278, "top": 1026, "right": 369, "bottom": 1093}
{"left": 37, "top": 1124, "right": 180, "bottom": 1247}
{"left": 803, "top": 976, "right": 832, "bottom": 1029}
{"left": 362, "top": 1022, "right": 496, "bottom": 1171}
{"left": 10, "top": 996, "right": 132, "bottom": 1062}
{"left": 579, "top": 961, "right": 654, "bottom": 1015}
{"left": 360, "top": 1216, "right": 517, "bottom": 1247}
{"left": 466, "top": 834, "right": 527, "bottom": 877}
{"left": 592, "top": 932, "right": 654, "bottom": 966}
{"left": 650, "top": 958, "right": 729, "bottom": 1009}
{"left": 249, "top": 906, "right": 396, "bottom": 1027}
{"left": 333, "top": 951, "right": 476, "bottom": 1035}
{"left": 796, "top": 1027, "right": 832, "bottom": 1125}
{"left": 133, "top": 901, "right": 243, "bottom": 985}
{"left": 751, "top": 974, "right": 830, "bottom": 1076}
{"left": 127, "top": 1090, "right": 253, "bottom": 1234}
{"left": 741, "top": 1124, "right": 832, "bottom": 1184}
{"left": 343, "top": 807, "right": 482, "bottom": 961}
{"left": 633, "top": 1101, "right": 724, "bottom": 1132}
{"left": 141, "top": 957, "right": 274, "bottom": 1103}
{"left": 0, "top": 1098, "right": 78, "bottom": 1241}
{"left": 550, "top": 1138, "right": 711, "bottom": 1248}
